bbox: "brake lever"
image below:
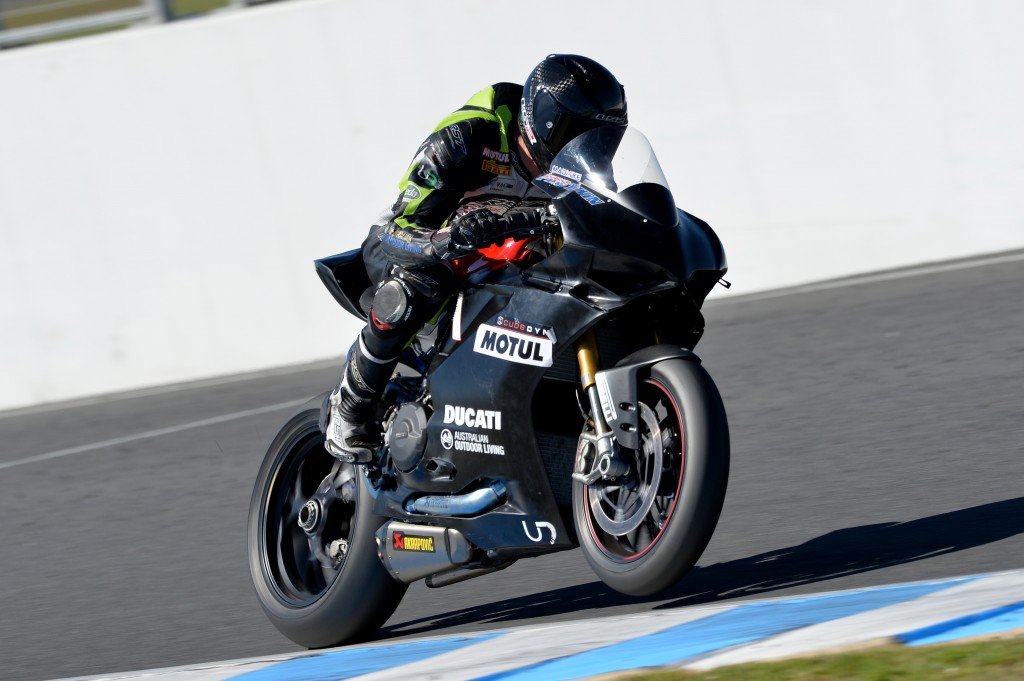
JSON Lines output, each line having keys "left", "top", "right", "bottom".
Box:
{"left": 538, "top": 205, "right": 561, "bottom": 229}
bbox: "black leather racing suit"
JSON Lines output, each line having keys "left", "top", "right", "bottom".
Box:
{"left": 337, "top": 82, "right": 551, "bottom": 420}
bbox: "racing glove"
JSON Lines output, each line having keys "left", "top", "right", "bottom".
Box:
{"left": 448, "top": 209, "right": 505, "bottom": 254}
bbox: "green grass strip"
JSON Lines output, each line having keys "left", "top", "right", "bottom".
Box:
{"left": 622, "top": 636, "right": 1024, "bottom": 681}
{"left": 3, "top": 0, "right": 141, "bottom": 28}
{"left": 2, "top": 0, "right": 229, "bottom": 29}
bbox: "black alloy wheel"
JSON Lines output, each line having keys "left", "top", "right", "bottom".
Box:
{"left": 248, "top": 407, "right": 406, "bottom": 648}
{"left": 573, "top": 359, "right": 729, "bottom": 596}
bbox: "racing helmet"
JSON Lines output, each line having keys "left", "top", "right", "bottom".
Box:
{"left": 518, "top": 54, "right": 628, "bottom": 173}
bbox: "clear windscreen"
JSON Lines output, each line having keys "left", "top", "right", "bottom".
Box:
{"left": 542, "top": 126, "right": 671, "bottom": 197}
{"left": 533, "top": 126, "right": 678, "bottom": 227}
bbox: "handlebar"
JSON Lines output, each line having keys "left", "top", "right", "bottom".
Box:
{"left": 434, "top": 206, "right": 561, "bottom": 261}
{"left": 495, "top": 206, "right": 560, "bottom": 242}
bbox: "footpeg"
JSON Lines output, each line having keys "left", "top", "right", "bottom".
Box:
{"left": 324, "top": 436, "right": 378, "bottom": 464}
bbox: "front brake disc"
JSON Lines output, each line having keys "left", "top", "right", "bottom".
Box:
{"left": 587, "top": 403, "right": 663, "bottom": 536}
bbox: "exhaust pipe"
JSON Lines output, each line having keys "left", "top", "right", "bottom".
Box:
{"left": 404, "top": 481, "right": 506, "bottom": 516}
{"left": 375, "top": 521, "right": 474, "bottom": 584}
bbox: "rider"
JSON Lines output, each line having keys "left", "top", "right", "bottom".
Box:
{"left": 323, "top": 54, "right": 629, "bottom": 462}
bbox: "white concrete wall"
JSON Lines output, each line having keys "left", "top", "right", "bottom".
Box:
{"left": 1, "top": 0, "right": 1022, "bottom": 410}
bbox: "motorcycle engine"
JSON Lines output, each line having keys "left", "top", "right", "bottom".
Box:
{"left": 388, "top": 402, "right": 431, "bottom": 472}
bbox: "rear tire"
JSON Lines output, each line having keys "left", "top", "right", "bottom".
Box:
{"left": 247, "top": 408, "right": 406, "bottom": 648}
{"left": 573, "top": 359, "right": 729, "bottom": 596}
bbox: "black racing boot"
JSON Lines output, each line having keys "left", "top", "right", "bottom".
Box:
{"left": 322, "top": 338, "right": 397, "bottom": 463}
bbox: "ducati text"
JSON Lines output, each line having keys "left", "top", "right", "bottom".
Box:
{"left": 443, "top": 405, "right": 502, "bottom": 430}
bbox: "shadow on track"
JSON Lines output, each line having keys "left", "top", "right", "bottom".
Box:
{"left": 382, "top": 496, "right": 1024, "bottom": 637}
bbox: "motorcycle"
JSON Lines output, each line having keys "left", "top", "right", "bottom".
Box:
{"left": 247, "top": 126, "right": 730, "bottom": 648}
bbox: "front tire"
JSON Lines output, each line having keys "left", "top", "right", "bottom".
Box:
{"left": 247, "top": 407, "right": 406, "bottom": 648}
{"left": 573, "top": 359, "right": 729, "bottom": 596}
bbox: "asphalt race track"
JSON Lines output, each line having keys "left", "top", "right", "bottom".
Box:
{"left": 1, "top": 252, "right": 1022, "bottom": 681}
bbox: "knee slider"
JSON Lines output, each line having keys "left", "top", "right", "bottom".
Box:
{"left": 371, "top": 278, "right": 413, "bottom": 331}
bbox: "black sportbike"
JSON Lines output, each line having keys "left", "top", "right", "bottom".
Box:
{"left": 248, "top": 127, "right": 730, "bottom": 647}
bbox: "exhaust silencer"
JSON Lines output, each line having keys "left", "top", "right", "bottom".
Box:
{"left": 375, "top": 521, "right": 473, "bottom": 584}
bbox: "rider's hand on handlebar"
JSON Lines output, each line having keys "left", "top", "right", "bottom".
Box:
{"left": 449, "top": 209, "right": 505, "bottom": 254}
{"left": 448, "top": 206, "right": 559, "bottom": 256}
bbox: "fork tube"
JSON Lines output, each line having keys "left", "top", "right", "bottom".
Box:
{"left": 577, "top": 330, "right": 609, "bottom": 433}
{"left": 577, "top": 329, "right": 600, "bottom": 392}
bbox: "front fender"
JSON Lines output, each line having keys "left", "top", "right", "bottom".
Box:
{"left": 594, "top": 344, "right": 701, "bottom": 450}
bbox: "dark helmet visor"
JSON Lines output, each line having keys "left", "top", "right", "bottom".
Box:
{"left": 533, "top": 89, "right": 609, "bottom": 160}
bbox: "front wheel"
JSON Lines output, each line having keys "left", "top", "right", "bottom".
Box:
{"left": 573, "top": 359, "right": 729, "bottom": 596}
{"left": 247, "top": 407, "right": 406, "bottom": 648}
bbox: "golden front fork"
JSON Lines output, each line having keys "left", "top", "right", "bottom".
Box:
{"left": 578, "top": 324, "right": 665, "bottom": 391}
{"left": 576, "top": 329, "right": 600, "bottom": 392}
{"left": 574, "top": 327, "right": 638, "bottom": 482}
{"left": 576, "top": 329, "right": 608, "bottom": 435}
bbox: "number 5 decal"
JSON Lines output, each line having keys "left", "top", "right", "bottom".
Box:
{"left": 522, "top": 520, "right": 557, "bottom": 544}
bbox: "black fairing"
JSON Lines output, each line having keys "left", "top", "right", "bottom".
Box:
{"left": 677, "top": 209, "right": 728, "bottom": 305}
{"left": 372, "top": 284, "right": 599, "bottom": 555}
{"left": 315, "top": 250, "right": 371, "bottom": 321}
{"left": 553, "top": 189, "right": 683, "bottom": 279}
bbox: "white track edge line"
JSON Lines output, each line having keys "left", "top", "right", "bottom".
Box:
{"left": 0, "top": 360, "right": 339, "bottom": 421}
{"left": 708, "top": 250, "right": 1024, "bottom": 305}
{"left": 0, "top": 398, "right": 309, "bottom": 471}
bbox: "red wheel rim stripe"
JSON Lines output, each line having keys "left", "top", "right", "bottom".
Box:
{"left": 585, "top": 377, "right": 685, "bottom": 561}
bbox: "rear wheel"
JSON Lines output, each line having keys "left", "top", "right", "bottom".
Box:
{"left": 247, "top": 407, "right": 406, "bottom": 648}
{"left": 573, "top": 359, "right": 729, "bottom": 596}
